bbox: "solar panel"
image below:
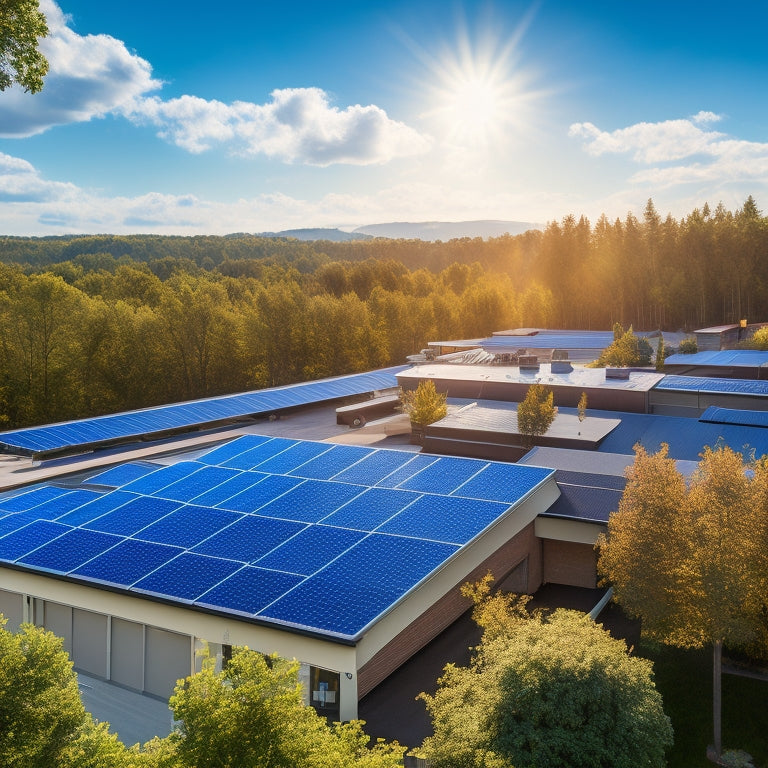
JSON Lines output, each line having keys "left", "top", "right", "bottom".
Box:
{"left": 320, "top": 487, "right": 420, "bottom": 531}
{"left": 255, "top": 480, "right": 364, "bottom": 523}
{"left": 196, "top": 566, "right": 303, "bottom": 615}
{"left": 457, "top": 463, "right": 554, "bottom": 503}
{"left": 72, "top": 538, "right": 184, "bottom": 586}
{"left": 0, "top": 486, "right": 72, "bottom": 513}
{"left": 0, "top": 520, "right": 71, "bottom": 561}
{"left": 260, "top": 534, "right": 459, "bottom": 636}
{"left": 57, "top": 490, "right": 139, "bottom": 526}
{"left": 18, "top": 528, "right": 122, "bottom": 572}
{"left": 332, "top": 449, "right": 416, "bottom": 485}
{"left": 86, "top": 463, "right": 157, "bottom": 487}
{"left": 152, "top": 465, "right": 243, "bottom": 503}
{"left": 189, "top": 472, "right": 268, "bottom": 507}
{"left": 396, "top": 456, "right": 487, "bottom": 494}
{"left": 254, "top": 525, "right": 367, "bottom": 576}
{"left": 3, "top": 489, "right": 103, "bottom": 521}
{"left": 377, "top": 495, "right": 511, "bottom": 545}
{"left": 288, "top": 445, "right": 373, "bottom": 479}
{"left": 215, "top": 474, "right": 303, "bottom": 513}
{"left": 133, "top": 553, "right": 243, "bottom": 601}
{"left": 195, "top": 435, "right": 272, "bottom": 465}
{"left": 656, "top": 375, "right": 768, "bottom": 396}
{"left": 136, "top": 505, "right": 243, "bottom": 549}
{"left": 84, "top": 496, "right": 184, "bottom": 536}
{"left": 121, "top": 462, "right": 203, "bottom": 494}
{"left": 192, "top": 515, "right": 306, "bottom": 562}
{"left": 218, "top": 438, "right": 298, "bottom": 470}
{"left": 0, "top": 366, "right": 407, "bottom": 457}
{"left": 254, "top": 441, "right": 333, "bottom": 474}
{"left": 375, "top": 454, "right": 440, "bottom": 488}
{"left": 699, "top": 406, "right": 768, "bottom": 428}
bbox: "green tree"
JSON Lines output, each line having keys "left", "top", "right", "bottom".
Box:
{"left": 678, "top": 337, "right": 698, "bottom": 354}
{"left": 419, "top": 579, "right": 673, "bottom": 768}
{"left": 399, "top": 380, "right": 447, "bottom": 426}
{"left": 0, "top": 0, "right": 49, "bottom": 92}
{"left": 166, "top": 648, "right": 404, "bottom": 768}
{"left": 516, "top": 383, "right": 557, "bottom": 447}
{"left": 597, "top": 445, "right": 768, "bottom": 760}
{"left": 591, "top": 325, "right": 650, "bottom": 367}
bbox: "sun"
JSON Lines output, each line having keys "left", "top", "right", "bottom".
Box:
{"left": 412, "top": 9, "right": 541, "bottom": 151}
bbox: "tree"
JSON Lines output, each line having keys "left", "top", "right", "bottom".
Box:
{"left": 678, "top": 337, "right": 698, "bottom": 354}
{"left": 419, "top": 578, "right": 673, "bottom": 768}
{"left": 597, "top": 445, "right": 768, "bottom": 760}
{"left": 591, "top": 325, "right": 650, "bottom": 367}
{"left": 655, "top": 334, "right": 666, "bottom": 371}
{"left": 516, "top": 383, "right": 557, "bottom": 447}
{"left": 577, "top": 391, "right": 587, "bottom": 422}
{"left": 166, "top": 647, "right": 405, "bottom": 768}
{"left": 0, "top": 618, "right": 131, "bottom": 768}
{"left": 399, "top": 380, "right": 447, "bottom": 426}
{"left": 0, "top": 0, "right": 49, "bottom": 92}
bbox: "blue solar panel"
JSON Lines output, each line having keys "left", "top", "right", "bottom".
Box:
{"left": 254, "top": 525, "right": 367, "bottom": 576}
{"left": 57, "top": 490, "right": 139, "bottom": 526}
{"left": 192, "top": 515, "right": 306, "bottom": 562}
{"left": 0, "top": 520, "right": 70, "bottom": 560}
{"left": 86, "top": 463, "right": 157, "bottom": 487}
{"left": 320, "top": 487, "right": 419, "bottom": 531}
{"left": 261, "top": 534, "right": 459, "bottom": 636}
{"left": 216, "top": 474, "right": 303, "bottom": 513}
{"left": 374, "top": 454, "right": 440, "bottom": 488}
{"left": 378, "top": 495, "right": 510, "bottom": 544}
{"left": 0, "top": 486, "right": 72, "bottom": 513}
{"left": 332, "top": 449, "right": 416, "bottom": 485}
{"left": 121, "top": 462, "right": 203, "bottom": 494}
{"left": 134, "top": 553, "right": 243, "bottom": 601}
{"left": 397, "top": 456, "right": 486, "bottom": 494}
{"left": 456, "top": 463, "right": 553, "bottom": 503}
{"left": 136, "top": 505, "right": 242, "bottom": 548}
{"left": 84, "top": 496, "right": 184, "bottom": 536}
{"left": 197, "top": 566, "right": 303, "bottom": 615}
{"left": 656, "top": 375, "right": 768, "bottom": 396}
{"left": 152, "top": 465, "right": 242, "bottom": 502}
{"left": 0, "top": 366, "right": 407, "bottom": 457}
{"left": 72, "top": 538, "right": 184, "bottom": 585}
{"left": 255, "top": 480, "right": 363, "bottom": 523}
{"left": 218, "top": 438, "right": 298, "bottom": 470}
{"left": 18, "top": 528, "right": 122, "bottom": 572}
{"left": 189, "top": 472, "right": 268, "bottom": 507}
{"left": 4, "top": 489, "right": 103, "bottom": 521}
{"left": 254, "top": 441, "right": 333, "bottom": 474}
{"left": 543, "top": 484, "right": 623, "bottom": 523}
{"left": 288, "top": 445, "right": 373, "bottom": 479}
{"left": 699, "top": 406, "right": 768, "bottom": 428}
{"left": 196, "top": 435, "right": 272, "bottom": 465}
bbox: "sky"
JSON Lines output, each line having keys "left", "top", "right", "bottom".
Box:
{"left": 1, "top": 0, "right": 768, "bottom": 236}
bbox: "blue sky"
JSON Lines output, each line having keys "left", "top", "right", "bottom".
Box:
{"left": 1, "top": 0, "right": 767, "bottom": 236}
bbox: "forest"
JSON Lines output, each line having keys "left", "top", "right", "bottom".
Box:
{"left": 0, "top": 197, "right": 766, "bottom": 430}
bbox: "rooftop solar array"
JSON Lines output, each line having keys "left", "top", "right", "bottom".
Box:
{"left": 0, "top": 436, "right": 553, "bottom": 641}
{"left": 664, "top": 350, "right": 768, "bottom": 368}
{"left": 655, "top": 375, "right": 768, "bottom": 397}
{"left": 0, "top": 366, "right": 407, "bottom": 458}
{"left": 480, "top": 332, "right": 615, "bottom": 350}
{"left": 699, "top": 406, "right": 768, "bottom": 429}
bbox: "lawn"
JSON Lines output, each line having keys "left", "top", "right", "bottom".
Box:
{"left": 638, "top": 640, "right": 768, "bottom": 768}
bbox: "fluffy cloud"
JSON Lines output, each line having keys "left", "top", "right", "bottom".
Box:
{"left": 127, "top": 87, "right": 431, "bottom": 165}
{"left": 0, "top": 151, "right": 79, "bottom": 202}
{"left": 0, "top": 0, "right": 161, "bottom": 137}
{"left": 0, "top": 2, "right": 429, "bottom": 166}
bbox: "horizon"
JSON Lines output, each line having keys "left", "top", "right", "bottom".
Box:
{"left": 1, "top": 0, "right": 767, "bottom": 236}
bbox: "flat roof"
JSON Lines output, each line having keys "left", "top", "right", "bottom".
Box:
{"left": 398, "top": 363, "right": 665, "bottom": 393}
{"left": 0, "top": 366, "right": 407, "bottom": 458}
{"left": 0, "top": 435, "right": 553, "bottom": 643}
{"left": 655, "top": 374, "right": 768, "bottom": 396}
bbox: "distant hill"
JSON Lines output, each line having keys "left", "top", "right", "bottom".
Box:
{"left": 352, "top": 220, "right": 540, "bottom": 241}
{"left": 255, "top": 228, "right": 372, "bottom": 242}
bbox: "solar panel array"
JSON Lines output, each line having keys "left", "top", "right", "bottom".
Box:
{"left": 0, "top": 366, "right": 407, "bottom": 457}
{"left": 481, "top": 332, "right": 615, "bottom": 350}
{"left": 699, "top": 406, "right": 768, "bottom": 429}
{"left": 655, "top": 374, "right": 768, "bottom": 397}
{"left": 0, "top": 436, "right": 553, "bottom": 640}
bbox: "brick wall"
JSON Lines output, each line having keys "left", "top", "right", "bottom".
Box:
{"left": 541, "top": 539, "right": 597, "bottom": 588}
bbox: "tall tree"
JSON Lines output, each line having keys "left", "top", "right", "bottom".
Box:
{"left": 516, "top": 383, "right": 557, "bottom": 447}
{"left": 597, "top": 445, "right": 768, "bottom": 760}
{"left": 419, "top": 579, "right": 673, "bottom": 768}
{"left": 0, "top": 0, "right": 49, "bottom": 92}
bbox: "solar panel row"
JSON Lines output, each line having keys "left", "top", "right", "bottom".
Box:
{"left": 657, "top": 374, "right": 768, "bottom": 396}
{"left": 0, "top": 436, "right": 553, "bottom": 639}
{"left": 0, "top": 366, "right": 407, "bottom": 456}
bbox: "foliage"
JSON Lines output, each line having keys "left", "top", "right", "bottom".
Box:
{"left": 744, "top": 326, "right": 768, "bottom": 350}
{"left": 516, "top": 383, "right": 557, "bottom": 446}
{"left": 0, "top": 0, "right": 49, "bottom": 92}
{"left": 656, "top": 334, "right": 666, "bottom": 370}
{"left": 678, "top": 337, "right": 698, "bottom": 354}
{"left": 577, "top": 391, "right": 587, "bottom": 422}
{"left": 165, "top": 647, "right": 404, "bottom": 768}
{"left": 419, "top": 578, "right": 673, "bottom": 768}
{"left": 597, "top": 445, "right": 768, "bottom": 757}
{"left": 399, "top": 380, "right": 447, "bottom": 426}
{"left": 590, "top": 325, "right": 652, "bottom": 367}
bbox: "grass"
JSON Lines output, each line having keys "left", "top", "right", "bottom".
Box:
{"left": 637, "top": 640, "right": 768, "bottom": 768}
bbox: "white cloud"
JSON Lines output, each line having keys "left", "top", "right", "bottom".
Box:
{"left": 0, "top": 2, "right": 429, "bottom": 166}
{"left": 0, "top": 0, "right": 161, "bottom": 137}
{"left": 126, "top": 87, "right": 431, "bottom": 166}
{"left": 0, "top": 151, "right": 79, "bottom": 202}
